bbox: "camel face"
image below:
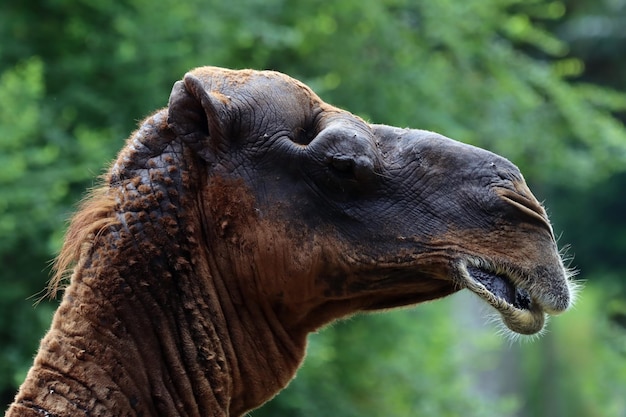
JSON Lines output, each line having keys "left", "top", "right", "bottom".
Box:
{"left": 169, "top": 67, "right": 573, "bottom": 336}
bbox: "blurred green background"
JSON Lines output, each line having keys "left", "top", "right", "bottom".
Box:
{"left": 2, "top": 0, "right": 626, "bottom": 415}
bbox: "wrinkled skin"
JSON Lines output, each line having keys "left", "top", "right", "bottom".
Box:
{"left": 6, "top": 67, "right": 573, "bottom": 417}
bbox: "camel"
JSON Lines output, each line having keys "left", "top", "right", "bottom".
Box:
{"left": 6, "top": 67, "right": 574, "bottom": 417}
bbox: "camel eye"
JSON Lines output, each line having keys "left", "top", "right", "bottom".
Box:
{"left": 329, "top": 155, "right": 354, "bottom": 176}
{"left": 327, "top": 154, "right": 377, "bottom": 186}
{"left": 292, "top": 123, "right": 318, "bottom": 145}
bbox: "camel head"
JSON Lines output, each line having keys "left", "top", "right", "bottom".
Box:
{"left": 8, "top": 67, "right": 576, "bottom": 417}
{"left": 167, "top": 67, "right": 574, "bottom": 336}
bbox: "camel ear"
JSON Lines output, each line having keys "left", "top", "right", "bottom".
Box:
{"left": 167, "top": 75, "right": 230, "bottom": 155}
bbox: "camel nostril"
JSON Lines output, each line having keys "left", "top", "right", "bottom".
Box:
{"left": 496, "top": 186, "right": 554, "bottom": 237}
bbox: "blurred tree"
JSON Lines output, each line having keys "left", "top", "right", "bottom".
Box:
{"left": 516, "top": 2, "right": 626, "bottom": 414}
{"left": 544, "top": 0, "right": 626, "bottom": 295}
{"left": 519, "top": 285, "right": 626, "bottom": 417}
{"left": 0, "top": 58, "right": 59, "bottom": 399}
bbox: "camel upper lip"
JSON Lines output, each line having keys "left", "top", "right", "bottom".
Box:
{"left": 458, "top": 259, "right": 546, "bottom": 335}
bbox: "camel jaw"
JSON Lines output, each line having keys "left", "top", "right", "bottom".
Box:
{"left": 458, "top": 259, "right": 546, "bottom": 335}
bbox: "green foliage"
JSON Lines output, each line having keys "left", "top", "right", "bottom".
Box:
{"left": 519, "top": 283, "right": 626, "bottom": 417}
{"left": 538, "top": 0, "right": 626, "bottom": 274}
{"left": 0, "top": 58, "right": 57, "bottom": 398}
{"left": 0, "top": 59, "right": 45, "bottom": 247}
{"left": 2, "top": 0, "right": 626, "bottom": 415}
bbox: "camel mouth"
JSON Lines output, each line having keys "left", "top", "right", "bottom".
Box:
{"left": 458, "top": 259, "right": 545, "bottom": 335}
{"left": 466, "top": 266, "right": 532, "bottom": 310}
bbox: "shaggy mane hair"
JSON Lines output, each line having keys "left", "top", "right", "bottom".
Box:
{"left": 49, "top": 183, "right": 119, "bottom": 298}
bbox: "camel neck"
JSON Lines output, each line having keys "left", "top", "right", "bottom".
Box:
{"left": 7, "top": 233, "right": 234, "bottom": 416}
{"left": 202, "top": 249, "right": 308, "bottom": 415}
{"left": 7, "top": 208, "right": 306, "bottom": 417}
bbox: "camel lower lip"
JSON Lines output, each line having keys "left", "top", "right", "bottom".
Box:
{"left": 460, "top": 263, "right": 545, "bottom": 335}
